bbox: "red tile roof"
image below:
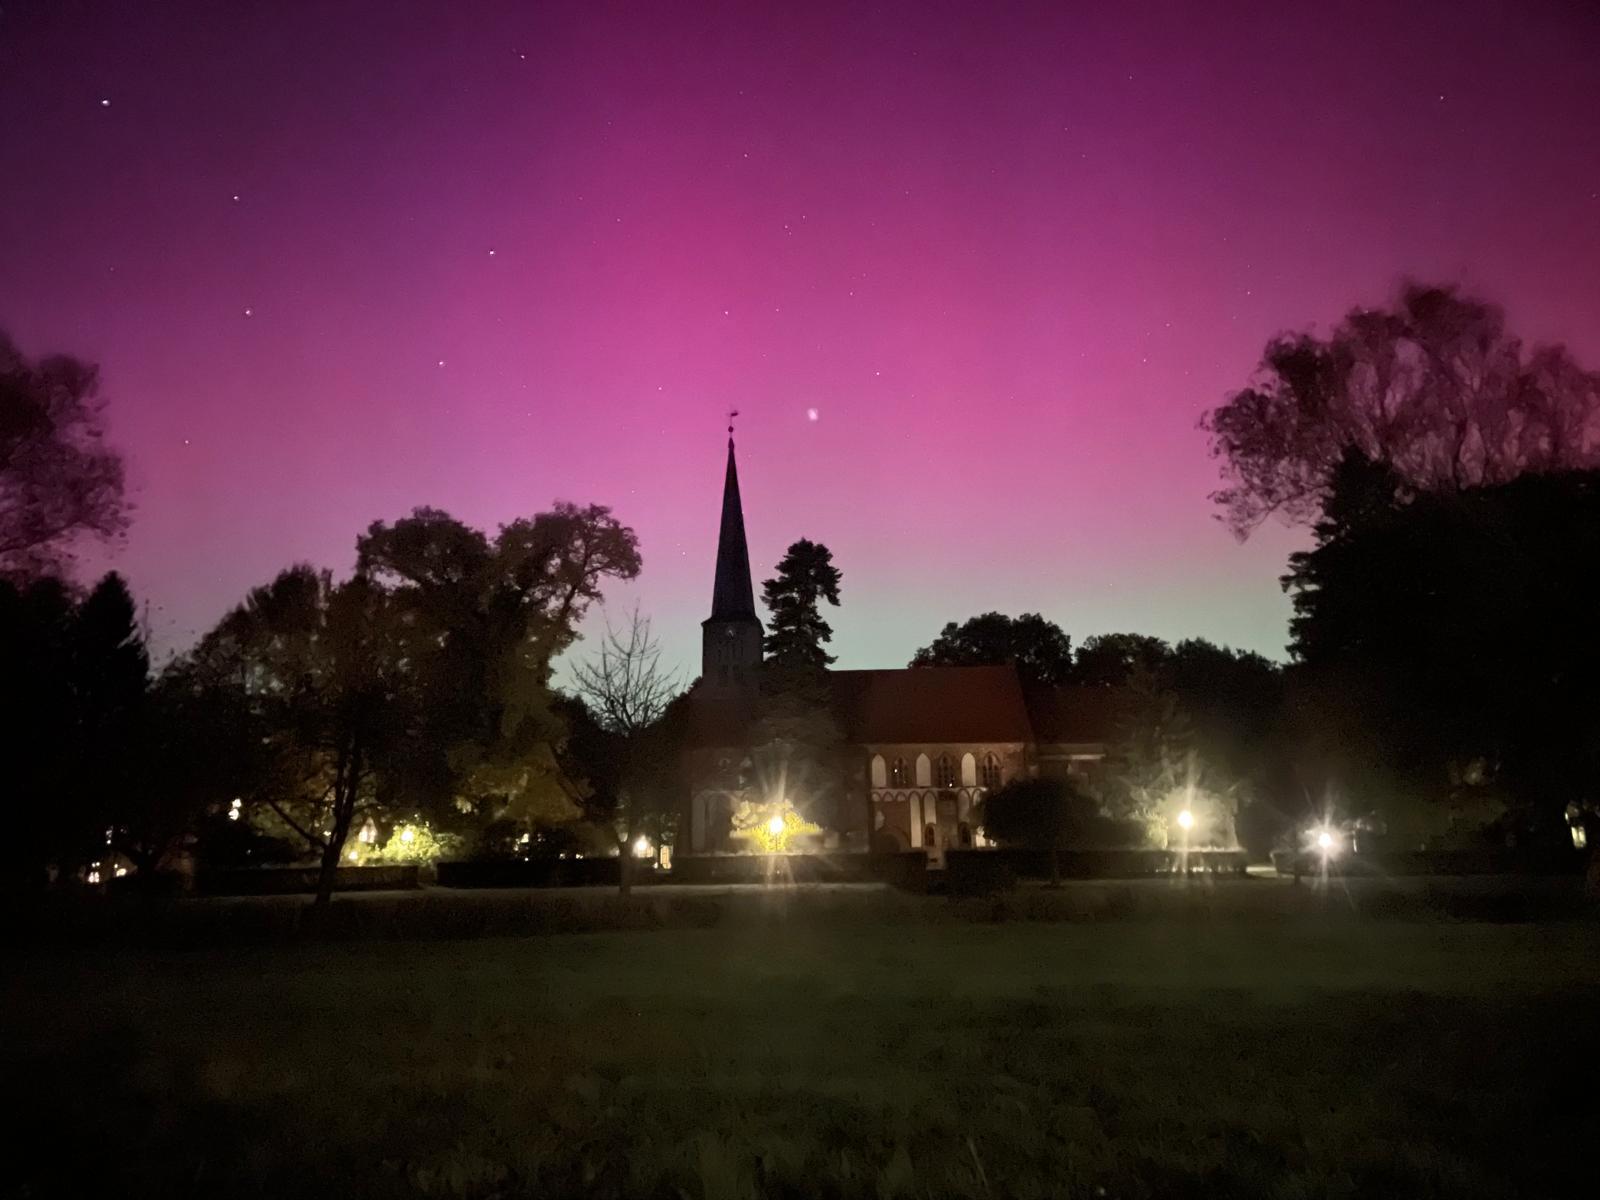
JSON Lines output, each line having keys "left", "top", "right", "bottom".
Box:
{"left": 829, "top": 665, "right": 1034, "bottom": 744}
{"left": 687, "top": 665, "right": 1124, "bottom": 749}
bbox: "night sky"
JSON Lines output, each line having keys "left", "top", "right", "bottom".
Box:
{"left": 5, "top": 0, "right": 1599, "bottom": 675}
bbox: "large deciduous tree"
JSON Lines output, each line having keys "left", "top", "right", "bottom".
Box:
{"left": 356, "top": 503, "right": 642, "bottom": 827}
{"left": 0, "top": 331, "right": 128, "bottom": 580}
{"left": 910, "top": 612, "right": 1075, "bottom": 686}
{"left": 200, "top": 566, "right": 418, "bottom": 905}
{"left": 1073, "top": 632, "right": 1172, "bottom": 687}
{"left": 1202, "top": 283, "right": 1600, "bottom": 536}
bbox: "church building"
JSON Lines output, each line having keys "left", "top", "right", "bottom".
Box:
{"left": 684, "top": 433, "right": 1122, "bottom": 863}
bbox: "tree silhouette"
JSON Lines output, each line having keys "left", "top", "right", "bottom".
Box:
{"left": 570, "top": 609, "right": 684, "bottom": 893}
{"left": 978, "top": 777, "right": 1098, "bottom": 885}
{"left": 1, "top": 572, "right": 150, "bottom": 886}
{"left": 1073, "top": 632, "right": 1171, "bottom": 687}
{"left": 200, "top": 566, "right": 418, "bottom": 905}
{"left": 1282, "top": 461, "right": 1600, "bottom": 852}
{"left": 0, "top": 331, "right": 128, "bottom": 580}
{"left": 761, "top": 538, "right": 841, "bottom": 669}
{"left": 910, "top": 612, "right": 1074, "bottom": 686}
{"left": 356, "top": 503, "right": 642, "bottom": 827}
{"left": 1202, "top": 283, "right": 1600, "bottom": 536}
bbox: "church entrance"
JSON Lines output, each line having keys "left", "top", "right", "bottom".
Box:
{"left": 921, "top": 792, "right": 971, "bottom": 866}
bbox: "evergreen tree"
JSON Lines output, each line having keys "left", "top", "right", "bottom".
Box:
{"left": 760, "top": 539, "right": 841, "bottom": 669}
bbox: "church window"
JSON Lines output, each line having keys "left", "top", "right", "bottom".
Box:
{"left": 981, "top": 753, "right": 1002, "bottom": 790}
{"left": 915, "top": 754, "right": 932, "bottom": 787}
{"left": 935, "top": 754, "right": 956, "bottom": 788}
{"left": 890, "top": 757, "right": 910, "bottom": 786}
{"left": 960, "top": 752, "right": 977, "bottom": 787}
{"left": 870, "top": 755, "right": 887, "bottom": 788}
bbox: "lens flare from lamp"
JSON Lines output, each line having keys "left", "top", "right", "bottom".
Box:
{"left": 766, "top": 813, "right": 785, "bottom": 836}
{"left": 1176, "top": 809, "right": 1194, "bottom": 830}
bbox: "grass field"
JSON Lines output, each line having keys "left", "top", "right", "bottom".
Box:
{"left": 8, "top": 906, "right": 1600, "bottom": 1198}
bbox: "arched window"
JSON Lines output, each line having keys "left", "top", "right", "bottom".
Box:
{"left": 960, "top": 753, "right": 977, "bottom": 787}
{"left": 935, "top": 754, "right": 956, "bottom": 788}
{"left": 980, "top": 753, "right": 1002, "bottom": 790}
{"left": 915, "top": 754, "right": 932, "bottom": 787}
{"left": 870, "top": 755, "right": 887, "bottom": 788}
{"left": 890, "top": 757, "right": 910, "bottom": 787}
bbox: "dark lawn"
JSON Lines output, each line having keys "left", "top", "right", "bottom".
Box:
{"left": 7, "top": 915, "right": 1599, "bottom": 1198}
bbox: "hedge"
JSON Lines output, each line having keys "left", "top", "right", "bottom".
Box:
{"left": 196, "top": 865, "right": 421, "bottom": 895}
{"left": 669, "top": 851, "right": 928, "bottom": 891}
{"left": 435, "top": 858, "right": 624, "bottom": 889}
{"left": 945, "top": 847, "right": 1247, "bottom": 895}
{"left": 1269, "top": 847, "right": 1586, "bottom": 878}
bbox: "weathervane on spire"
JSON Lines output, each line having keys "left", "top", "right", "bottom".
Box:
{"left": 727, "top": 408, "right": 740, "bottom": 437}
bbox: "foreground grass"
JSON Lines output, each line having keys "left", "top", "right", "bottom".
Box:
{"left": 8, "top": 916, "right": 1600, "bottom": 1198}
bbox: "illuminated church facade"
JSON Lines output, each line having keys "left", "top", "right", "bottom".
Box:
{"left": 684, "top": 435, "right": 1120, "bottom": 861}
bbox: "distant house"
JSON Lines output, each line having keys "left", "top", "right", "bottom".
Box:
{"left": 684, "top": 434, "right": 1125, "bottom": 861}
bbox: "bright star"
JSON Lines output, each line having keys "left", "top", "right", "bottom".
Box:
{"left": 807, "top": 407, "right": 819, "bottom": 422}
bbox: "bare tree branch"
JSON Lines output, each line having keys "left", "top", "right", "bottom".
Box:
{"left": 571, "top": 607, "right": 680, "bottom": 737}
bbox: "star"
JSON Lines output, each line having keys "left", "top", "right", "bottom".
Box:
{"left": 806, "top": 407, "right": 819, "bottom": 422}
{"left": 437, "top": 359, "right": 446, "bottom": 367}
{"left": 99, "top": 98, "right": 111, "bottom": 107}
{"left": 488, "top": 248, "right": 496, "bottom": 256}
{"left": 232, "top": 194, "right": 240, "bottom": 202}
{"left": 243, "top": 307, "right": 254, "bottom": 317}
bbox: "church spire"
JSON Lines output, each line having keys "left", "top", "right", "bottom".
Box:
{"left": 702, "top": 420, "right": 762, "bottom": 690}
{"left": 709, "top": 434, "right": 757, "bottom": 620}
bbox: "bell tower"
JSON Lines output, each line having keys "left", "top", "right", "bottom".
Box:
{"left": 701, "top": 417, "right": 763, "bottom": 691}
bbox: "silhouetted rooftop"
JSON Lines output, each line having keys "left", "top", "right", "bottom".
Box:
{"left": 688, "top": 664, "right": 1124, "bottom": 749}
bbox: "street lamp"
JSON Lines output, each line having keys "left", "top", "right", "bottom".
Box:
{"left": 1175, "top": 808, "right": 1194, "bottom": 875}
{"left": 766, "top": 813, "right": 785, "bottom": 836}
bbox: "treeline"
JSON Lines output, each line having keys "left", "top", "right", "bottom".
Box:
{"left": 915, "top": 283, "right": 1600, "bottom": 863}
{"left": 6, "top": 279, "right": 1599, "bottom": 884}
{"left": 0, "top": 506, "right": 678, "bottom": 900}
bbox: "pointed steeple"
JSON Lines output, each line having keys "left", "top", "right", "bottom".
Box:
{"left": 702, "top": 429, "right": 762, "bottom": 691}
{"left": 709, "top": 436, "right": 757, "bottom": 620}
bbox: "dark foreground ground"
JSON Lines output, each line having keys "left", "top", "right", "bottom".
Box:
{"left": 8, "top": 886, "right": 1600, "bottom": 1198}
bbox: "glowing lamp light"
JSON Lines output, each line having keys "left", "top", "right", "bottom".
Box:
{"left": 1176, "top": 809, "right": 1194, "bottom": 831}
{"left": 399, "top": 826, "right": 416, "bottom": 845}
{"left": 632, "top": 835, "right": 650, "bottom": 858}
{"left": 346, "top": 847, "right": 360, "bottom": 862}
{"left": 767, "top": 813, "right": 786, "bottom": 836}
